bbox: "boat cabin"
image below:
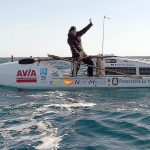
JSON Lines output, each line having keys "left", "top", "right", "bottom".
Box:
{"left": 100, "top": 56, "right": 150, "bottom": 76}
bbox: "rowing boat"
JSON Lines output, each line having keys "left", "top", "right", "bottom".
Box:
{"left": 0, "top": 54, "right": 150, "bottom": 89}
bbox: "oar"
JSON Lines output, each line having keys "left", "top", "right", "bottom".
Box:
{"left": 34, "top": 55, "right": 73, "bottom": 62}
{"left": 47, "top": 54, "right": 73, "bottom": 61}
{"left": 47, "top": 54, "right": 117, "bottom": 60}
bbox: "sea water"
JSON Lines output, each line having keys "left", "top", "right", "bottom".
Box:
{"left": 0, "top": 57, "right": 150, "bottom": 150}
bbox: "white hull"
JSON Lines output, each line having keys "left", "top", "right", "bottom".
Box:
{"left": 1, "top": 58, "right": 150, "bottom": 89}
{"left": 12, "top": 77, "right": 150, "bottom": 89}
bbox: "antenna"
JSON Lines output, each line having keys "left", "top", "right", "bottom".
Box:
{"left": 101, "top": 15, "right": 110, "bottom": 56}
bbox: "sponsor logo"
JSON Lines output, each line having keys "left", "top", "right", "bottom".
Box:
{"left": 16, "top": 69, "right": 37, "bottom": 83}
{"left": 51, "top": 71, "right": 59, "bottom": 77}
{"left": 74, "top": 79, "right": 106, "bottom": 86}
{"left": 64, "top": 78, "right": 73, "bottom": 86}
{"left": 40, "top": 68, "right": 47, "bottom": 76}
{"left": 112, "top": 78, "right": 118, "bottom": 85}
{"left": 50, "top": 80, "right": 62, "bottom": 85}
{"left": 40, "top": 68, "right": 47, "bottom": 81}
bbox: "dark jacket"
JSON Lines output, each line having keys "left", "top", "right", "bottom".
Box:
{"left": 67, "top": 23, "right": 93, "bottom": 58}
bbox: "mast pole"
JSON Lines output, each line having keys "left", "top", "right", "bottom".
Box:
{"left": 101, "top": 15, "right": 110, "bottom": 56}
{"left": 101, "top": 16, "right": 105, "bottom": 56}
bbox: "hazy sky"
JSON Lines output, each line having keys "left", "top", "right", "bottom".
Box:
{"left": 0, "top": 0, "right": 150, "bottom": 57}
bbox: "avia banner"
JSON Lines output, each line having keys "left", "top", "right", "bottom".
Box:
{"left": 16, "top": 69, "right": 37, "bottom": 83}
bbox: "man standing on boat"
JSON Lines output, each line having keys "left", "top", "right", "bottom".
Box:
{"left": 67, "top": 19, "right": 93, "bottom": 76}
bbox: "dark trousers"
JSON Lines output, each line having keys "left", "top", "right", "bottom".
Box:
{"left": 76, "top": 57, "right": 93, "bottom": 76}
{"left": 82, "top": 57, "right": 93, "bottom": 76}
